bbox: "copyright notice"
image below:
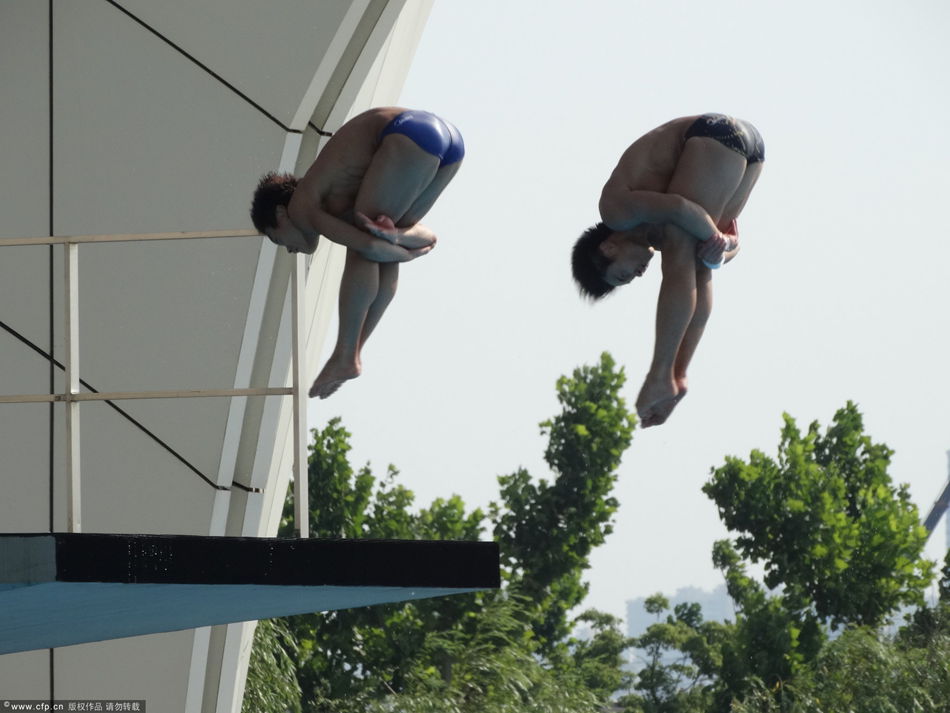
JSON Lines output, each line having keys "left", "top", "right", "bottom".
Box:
{"left": 2, "top": 702, "right": 145, "bottom": 712}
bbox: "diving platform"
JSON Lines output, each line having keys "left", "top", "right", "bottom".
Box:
{"left": 0, "top": 533, "right": 500, "bottom": 655}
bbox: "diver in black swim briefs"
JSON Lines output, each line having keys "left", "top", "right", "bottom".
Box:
{"left": 571, "top": 114, "right": 765, "bottom": 428}
{"left": 684, "top": 113, "right": 765, "bottom": 164}
{"left": 249, "top": 107, "right": 464, "bottom": 399}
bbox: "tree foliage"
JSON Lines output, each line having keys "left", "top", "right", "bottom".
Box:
{"left": 245, "top": 387, "right": 944, "bottom": 713}
{"left": 244, "top": 353, "right": 638, "bottom": 713}
{"left": 305, "top": 594, "right": 607, "bottom": 713}
{"left": 562, "top": 609, "right": 636, "bottom": 702}
{"left": 492, "top": 352, "right": 636, "bottom": 647}
{"left": 731, "top": 622, "right": 950, "bottom": 713}
{"left": 703, "top": 401, "right": 932, "bottom": 629}
{"left": 731, "top": 555, "right": 950, "bottom": 712}
{"left": 242, "top": 617, "right": 303, "bottom": 713}
{"left": 622, "top": 594, "right": 730, "bottom": 713}
{"left": 709, "top": 539, "right": 824, "bottom": 707}
{"left": 626, "top": 402, "right": 939, "bottom": 712}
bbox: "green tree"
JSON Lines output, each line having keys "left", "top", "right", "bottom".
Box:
{"left": 703, "top": 401, "right": 933, "bottom": 629}
{"left": 492, "top": 352, "right": 636, "bottom": 648}
{"left": 899, "top": 548, "right": 950, "bottom": 652}
{"left": 242, "top": 617, "right": 302, "bottom": 713}
{"left": 731, "top": 554, "right": 950, "bottom": 713}
{"left": 622, "top": 594, "right": 730, "bottom": 713}
{"left": 620, "top": 403, "right": 935, "bottom": 711}
{"left": 710, "top": 540, "right": 824, "bottom": 708}
{"left": 559, "top": 609, "right": 636, "bottom": 702}
{"left": 377, "top": 594, "right": 606, "bottom": 713}
{"left": 732, "top": 624, "right": 950, "bottom": 713}
{"left": 245, "top": 353, "right": 639, "bottom": 712}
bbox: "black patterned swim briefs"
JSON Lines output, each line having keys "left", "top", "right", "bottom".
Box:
{"left": 684, "top": 113, "right": 764, "bottom": 163}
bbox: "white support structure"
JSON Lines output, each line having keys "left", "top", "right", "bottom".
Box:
{"left": 0, "top": 2, "right": 436, "bottom": 708}
{"left": 65, "top": 242, "right": 81, "bottom": 533}
{"left": 291, "top": 253, "right": 309, "bottom": 538}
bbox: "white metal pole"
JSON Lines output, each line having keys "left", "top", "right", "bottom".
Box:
{"left": 64, "top": 243, "right": 81, "bottom": 533}
{"left": 291, "top": 255, "right": 309, "bottom": 538}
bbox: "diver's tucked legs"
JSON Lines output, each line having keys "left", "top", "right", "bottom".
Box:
{"left": 719, "top": 161, "right": 764, "bottom": 227}
{"left": 398, "top": 161, "right": 463, "bottom": 228}
{"left": 311, "top": 137, "right": 443, "bottom": 399}
{"left": 358, "top": 262, "right": 398, "bottom": 350}
{"left": 355, "top": 134, "right": 440, "bottom": 228}
{"left": 636, "top": 227, "right": 698, "bottom": 425}
{"left": 673, "top": 263, "right": 713, "bottom": 389}
{"left": 636, "top": 137, "right": 746, "bottom": 426}
{"left": 310, "top": 250, "right": 381, "bottom": 399}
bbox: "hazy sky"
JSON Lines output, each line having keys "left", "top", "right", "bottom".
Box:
{"left": 308, "top": 0, "right": 950, "bottom": 622}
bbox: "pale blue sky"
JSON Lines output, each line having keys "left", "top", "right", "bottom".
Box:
{"left": 309, "top": 0, "right": 950, "bottom": 621}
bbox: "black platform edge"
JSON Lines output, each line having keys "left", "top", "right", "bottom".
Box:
{"left": 1, "top": 533, "right": 501, "bottom": 589}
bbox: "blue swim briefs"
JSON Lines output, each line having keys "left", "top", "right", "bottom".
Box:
{"left": 685, "top": 113, "right": 765, "bottom": 163}
{"left": 378, "top": 110, "right": 465, "bottom": 166}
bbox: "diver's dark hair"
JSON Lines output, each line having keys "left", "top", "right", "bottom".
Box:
{"left": 571, "top": 222, "right": 615, "bottom": 300}
{"left": 250, "top": 172, "right": 298, "bottom": 233}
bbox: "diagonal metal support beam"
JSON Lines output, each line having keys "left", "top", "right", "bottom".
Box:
{"left": 922, "top": 450, "right": 950, "bottom": 540}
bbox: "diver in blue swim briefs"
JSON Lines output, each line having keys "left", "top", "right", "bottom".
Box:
{"left": 249, "top": 107, "right": 464, "bottom": 399}
{"left": 571, "top": 114, "right": 764, "bottom": 427}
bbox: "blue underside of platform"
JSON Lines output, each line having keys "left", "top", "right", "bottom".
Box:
{"left": 0, "top": 581, "right": 478, "bottom": 654}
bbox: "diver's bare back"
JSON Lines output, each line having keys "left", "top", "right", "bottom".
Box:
{"left": 604, "top": 115, "right": 701, "bottom": 195}
{"left": 290, "top": 106, "right": 406, "bottom": 223}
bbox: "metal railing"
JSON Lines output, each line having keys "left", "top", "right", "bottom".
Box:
{"left": 0, "top": 230, "right": 309, "bottom": 537}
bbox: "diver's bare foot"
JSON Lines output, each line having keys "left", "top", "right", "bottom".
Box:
{"left": 654, "top": 376, "right": 691, "bottom": 425}
{"left": 641, "top": 396, "right": 681, "bottom": 427}
{"left": 310, "top": 378, "right": 344, "bottom": 399}
{"left": 308, "top": 358, "right": 360, "bottom": 399}
{"left": 672, "top": 375, "right": 688, "bottom": 406}
{"left": 636, "top": 376, "right": 678, "bottom": 428}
